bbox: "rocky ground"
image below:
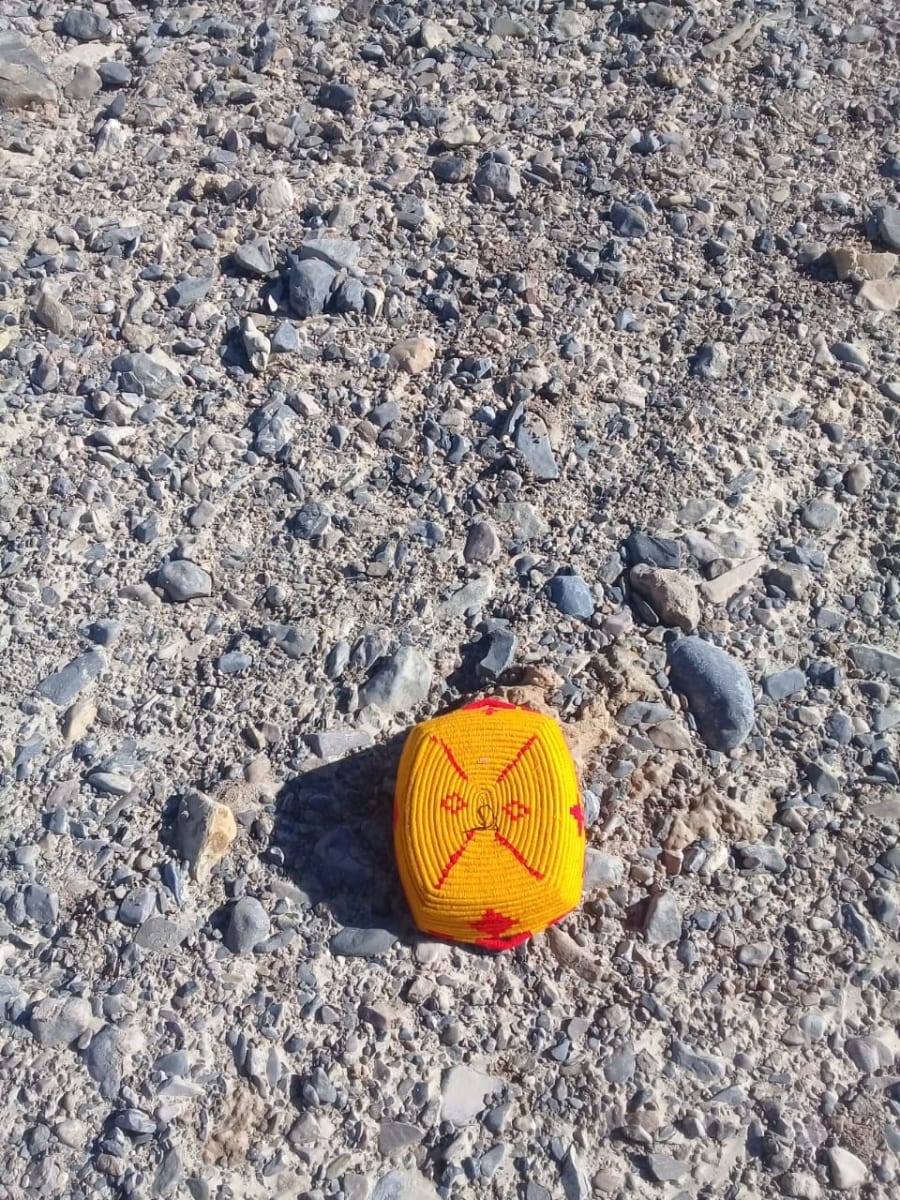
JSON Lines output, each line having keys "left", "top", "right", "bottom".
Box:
{"left": 1, "top": 0, "right": 900, "bottom": 1196}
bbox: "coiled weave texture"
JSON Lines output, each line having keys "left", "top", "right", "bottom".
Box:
{"left": 394, "top": 697, "right": 585, "bottom": 950}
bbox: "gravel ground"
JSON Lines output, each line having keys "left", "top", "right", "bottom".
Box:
{"left": 1, "top": 0, "right": 899, "bottom": 1196}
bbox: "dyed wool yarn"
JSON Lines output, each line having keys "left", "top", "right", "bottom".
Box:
{"left": 394, "top": 697, "right": 585, "bottom": 950}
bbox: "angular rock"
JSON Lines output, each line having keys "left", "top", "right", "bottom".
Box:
{"left": 630, "top": 565, "right": 699, "bottom": 631}
{"left": 801, "top": 497, "right": 838, "bottom": 531}
{"left": 158, "top": 559, "right": 212, "bottom": 602}
{"left": 83, "top": 1025, "right": 121, "bottom": 1099}
{"left": 625, "top": 530, "right": 681, "bottom": 569}
{"left": 174, "top": 790, "right": 237, "bottom": 883}
{"left": 359, "top": 646, "right": 431, "bottom": 713}
{"left": 844, "top": 1035, "right": 893, "bottom": 1073}
{"left": 763, "top": 667, "right": 806, "bottom": 701}
{"left": 289, "top": 258, "right": 337, "bottom": 318}
{"left": 849, "top": 644, "right": 900, "bottom": 682}
{"left": 317, "top": 81, "right": 356, "bottom": 113}
{"left": 0, "top": 32, "right": 56, "bottom": 112}
{"left": 34, "top": 289, "right": 74, "bottom": 336}
{"left": 765, "top": 562, "right": 811, "bottom": 600}
{"left": 692, "top": 341, "right": 729, "bottom": 379}
{"left": 112, "top": 348, "right": 181, "bottom": 400}
{"left": 667, "top": 636, "right": 754, "bottom": 751}
{"left": 643, "top": 892, "right": 681, "bottom": 945}
{"left": 378, "top": 1121, "right": 424, "bottom": 1155}
{"left": 388, "top": 336, "right": 435, "bottom": 375}
{"left": 874, "top": 205, "right": 900, "bottom": 252}
{"left": 233, "top": 237, "right": 275, "bottom": 277}
{"left": 29, "top": 996, "right": 92, "bottom": 1046}
{"left": 298, "top": 237, "right": 360, "bottom": 272}
{"left": 515, "top": 414, "right": 558, "bottom": 480}
{"left": 441, "top": 1064, "right": 503, "bottom": 1124}
{"left": 464, "top": 521, "right": 500, "bottom": 564}
{"left": 371, "top": 1170, "right": 440, "bottom": 1200}
{"left": 36, "top": 651, "right": 104, "bottom": 707}
{"left": 474, "top": 161, "right": 521, "bottom": 202}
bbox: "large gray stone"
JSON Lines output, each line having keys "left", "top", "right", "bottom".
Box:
{"left": 224, "top": 897, "right": 270, "bottom": 954}
{"left": 359, "top": 646, "right": 431, "bottom": 713}
{"left": 288, "top": 257, "right": 337, "bottom": 318}
{"left": 667, "top": 636, "right": 754, "bottom": 751}
{"left": 36, "top": 651, "right": 104, "bottom": 706}
{"left": 158, "top": 559, "right": 212, "bottom": 602}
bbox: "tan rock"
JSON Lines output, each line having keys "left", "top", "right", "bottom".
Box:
{"left": 858, "top": 278, "right": 900, "bottom": 313}
{"left": 830, "top": 246, "right": 897, "bottom": 281}
{"left": 256, "top": 176, "right": 294, "bottom": 214}
{"left": 630, "top": 565, "right": 700, "bottom": 632}
{"left": 701, "top": 554, "right": 767, "bottom": 605}
{"left": 174, "top": 790, "right": 237, "bottom": 883}
{"left": 389, "top": 335, "right": 436, "bottom": 375}
{"left": 62, "top": 697, "right": 97, "bottom": 745}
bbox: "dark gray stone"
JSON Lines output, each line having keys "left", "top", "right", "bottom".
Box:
{"left": 875, "top": 205, "right": 900, "bottom": 252}
{"left": 667, "top": 636, "right": 754, "bottom": 751}
{"left": 288, "top": 257, "right": 336, "bottom": 318}
{"left": 36, "top": 651, "right": 104, "bottom": 706}
{"left": 98, "top": 60, "right": 131, "bottom": 88}
{"left": 478, "top": 623, "right": 517, "bottom": 680}
{"left": 474, "top": 161, "right": 521, "bottom": 202}
{"left": 112, "top": 349, "right": 181, "bottom": 400}
{"left": 22, "top": 884, "right": 59, "bottom": 924}
{"left": 217, "top": 651, "right": 252, "bottom": 675}
{"left": 265, "top": 623, "right": 316, "bottom": 660}
{"left": 314, "top": 825, "right": 373, "bottom": 888}
{"left": 330, "top": 926, "right": 397, "bottom": 957}
{"left": 317, "top": 81, "right": 357, "bottom": 112}
{"left": 119, "top": 889, "right": 156, "bottom": 927}
{"left": 59, "top": 8, "right": 112, "bottom": 40}
{"left": 224, "top": 897, "right": 270, "bottom": 954}
{"left": 546, "top": 575, "right": 594, "bottom": 619}
{"left": 625, "top": 530, "right": 681, "bottom": 568}
{"left": 610, "top": 200, "right": 648, "bottom": 238}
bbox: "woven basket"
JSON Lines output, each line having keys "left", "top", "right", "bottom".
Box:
{"left": 394, "top": 697, "right": 585, "bottom": 949}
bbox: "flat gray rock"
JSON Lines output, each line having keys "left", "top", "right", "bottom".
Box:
{"left": 330, "top": 926, "right": 397, "bottom": 957}
{"left": 158, "top": 559, "right": 212, "bottom": 602}
{"left": 441, "top": 1064, "right": 503, "bottom": 1124}
{"left": 36, "top": 651, "right": 104, "bottom": 706}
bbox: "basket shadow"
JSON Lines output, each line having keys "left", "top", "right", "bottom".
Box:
{"left": 272, "top": 731, "right": 411, "bottom": 935}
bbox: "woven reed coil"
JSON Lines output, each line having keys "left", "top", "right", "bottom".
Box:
{"left": 394, "top": 697, "right": 585, "bottom": 949}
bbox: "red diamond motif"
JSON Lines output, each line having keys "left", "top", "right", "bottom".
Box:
{"left": 441, "top": 792, "right": 467, "bottom": 814}
{"left": 502, "top": 799, "right": 530, "bottom": 821}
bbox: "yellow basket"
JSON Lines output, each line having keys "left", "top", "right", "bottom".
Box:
{"left": 394, "top": 698, "right": 585, "bottom": 949}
